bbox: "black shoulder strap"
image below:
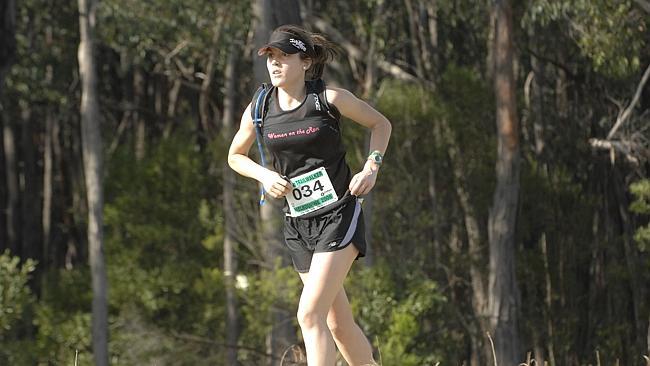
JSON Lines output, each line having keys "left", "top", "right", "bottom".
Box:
{"left": 250, "top": 83, "right": 274, "bottom": 127}
{"left": 310, "top": 79, "right": 339, "bottom": 120}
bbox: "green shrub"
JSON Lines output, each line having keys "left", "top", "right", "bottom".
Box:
{"left": 0, "top": 250, "right": 37, "bottom": 364}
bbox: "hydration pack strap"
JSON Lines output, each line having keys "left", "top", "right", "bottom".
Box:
{"left": 252, "top": 84, "right": 273, "bottom": 205}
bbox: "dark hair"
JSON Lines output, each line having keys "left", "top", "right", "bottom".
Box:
{"left": 273, "top": 24, "right": 340, "bottom": 80}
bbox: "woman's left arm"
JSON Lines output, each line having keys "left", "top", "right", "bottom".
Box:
{"left": 327, "top": 87, "right": 392, "bottom": 196}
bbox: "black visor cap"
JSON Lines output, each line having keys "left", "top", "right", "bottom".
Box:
{"left": 258, "top": 31, "right": 315, "bottom": 58}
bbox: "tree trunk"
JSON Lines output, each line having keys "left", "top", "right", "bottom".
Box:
{"left": 530, "top": 56, "right": 545, "bottom": 157}
{"left": 441, "top": 117, "right": 489, "bottom": 366}
{"left": 488, "top": 1, "right": 521, "bottom": 364}
{"left": 612, "top": 167, "right": 645, "bottom": 354}
{"left": 133, "top": 66, "right": 146, "bottom": 161}
{"left": 423, "top": 0, "right": 438, "bottom": 75}
{"left": 199, "top": 15, "right": 225, "bottom": 138}
{"left": 20, "top": 104, "right": 41, "bottom": 265}
{"left": 77, "top": 0, "right": 108, "bottom": 364}
{"left": 223, "top": 32, "right": 241, "bottom": 366}
{"left": 51, "top": 105, "right": 65, "bottom": 269}
{"left": 0, "top": 120, "right": 5, "bottom": 249}
{"left": 540, "top": 233, "right": 556, "bottom": 366}
{"left": 253, "top": 0, "right": 301, "bottom": 84}
{"left": 3, "top": 114, "right": 20, "bottom": 255}
{"left": 163, "top": 75, "right": 181, "bottom": 139}
{"left": 1, "top": 0, "right": 17, "bottom": 254}
{"left": 43, "top": 27, "right": 54, "bottom": 270}
{"left": 485, "top": 5, "right": 497, "bottom": 79}
{"left": 43, "top": 109, "right": 55, "bottom": 267}
{"left": 429, "top": 119, "right": 443, "bottom": 270}
{"left": 60, "top": 115, "right": 84, "bottom": 268}
{"left": 253, "top": 1, "right": 302, "bottom": 364}
{"left": 404, "top": 0, "right": 424, "bottom": 78}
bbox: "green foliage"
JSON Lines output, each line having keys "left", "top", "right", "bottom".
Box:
{"left": 5, "top": 0, "right": 77, "bottom": 113}
{"left": 371, "top": 80, "right": 444, "bottom": 258}
{"left": 0, "top": 252, "right": 37, "bottom": 364}
{"left": 439, "top": 66, "right": 495, "bottom": 210}
{"left": 98, "top": 0, "right": 251, "bottom": 70}
{"left": 630, "top": 179, "right": 650, "bottom": 251}
{"left": 238, "top": 262, "right": 301, "bottom": 363}
{"left": 371, "top": 67, "right": 493, "bottom": 263}
{"left": 0, "top": 251, "right": 36, "bottom": 336}
{"left": 29, "top": 267, "right": 96, "bottom": 364}
{"left": 525, "top": 0, "right": 647, "bottom": 78}
{"left": 100, "top": 0, "right": 219, "bottom": 61}
{"left": 105, "top": 132, "right": 213, "bottom": 265}
{"left": 34, "top": 304, "right": 92, "bottom": 365}
{"left": 101, "top": 132, "right": 228, "bottom": 362}
{"left": 347, "top": 262, "right": 447, "bottom": 365}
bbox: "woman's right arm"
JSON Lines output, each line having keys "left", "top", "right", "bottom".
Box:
{"left": 227, "top": 103, "right": 291, "bottom": 198}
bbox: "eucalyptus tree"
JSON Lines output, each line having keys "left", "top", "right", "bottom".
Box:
{"left": 488, "top": 0, "right": 521, "bottom": 364}
{"left": 77, "top": 0, "right": 108, "bottom": 363}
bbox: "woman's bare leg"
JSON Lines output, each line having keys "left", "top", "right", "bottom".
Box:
{"left": 296, "top": 244, "right": 359, "bottom": 366}
{"left": 299, "top": 271, "right": 375, "bottom": 365}
{"left": 326, "top": 288, "right": 375, "bottom": 365}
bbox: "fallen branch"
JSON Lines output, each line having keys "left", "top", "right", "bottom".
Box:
{"left": 589, "top": 138, "right": 641, "bottom": 165}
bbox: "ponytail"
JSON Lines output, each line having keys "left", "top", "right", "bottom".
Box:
{"left": 307, "top": 33, "right": 340, "bottom": 80}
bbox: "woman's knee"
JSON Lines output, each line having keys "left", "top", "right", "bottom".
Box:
{"left": 326, "top": 313, "right": 355, "bottom": 340}
{"left": 297, "top": 303, "right": 326, "bottom": 330}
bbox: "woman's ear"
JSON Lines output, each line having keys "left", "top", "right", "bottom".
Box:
{"left": 303, "top": 59, "right": 312, "bottom": 70}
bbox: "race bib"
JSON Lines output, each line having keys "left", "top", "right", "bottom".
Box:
{"left": 285, "top": 167, "right": 338, "bottom": 217}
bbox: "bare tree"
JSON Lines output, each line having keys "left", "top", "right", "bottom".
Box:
{"left": 77, "top": 0, "right": 108, "bottom": 364}
{"left": 223, "top": 28, "right": 241, "bottom": 366}
{"left": 488, "top": 0, "right": 521, "bottom": 364}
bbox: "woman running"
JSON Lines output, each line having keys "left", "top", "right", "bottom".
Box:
{"left": 228, "top": 24, "right": 391, "bottom": 366}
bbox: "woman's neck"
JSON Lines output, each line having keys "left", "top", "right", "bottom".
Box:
{"left": 277, "top": 80, "right": 306, "bottom": 109}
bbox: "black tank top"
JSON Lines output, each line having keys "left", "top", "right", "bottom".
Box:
{"left": 262, "top": 79, "right": 354, "bottom": 217}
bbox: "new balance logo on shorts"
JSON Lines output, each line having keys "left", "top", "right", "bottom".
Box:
{"left": 328, "top": 241, "right": 339, "bottom": 248}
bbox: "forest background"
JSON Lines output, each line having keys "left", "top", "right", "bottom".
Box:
{"left": 0, "top": 0, "right": 649, "bottom": 365}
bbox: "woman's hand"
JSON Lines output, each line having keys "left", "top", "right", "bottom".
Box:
{"left": 261, "top": 171, "right": 292, "bottom": 199}
{"left": 349, "top": 167, "right": 378, "bottom": 196}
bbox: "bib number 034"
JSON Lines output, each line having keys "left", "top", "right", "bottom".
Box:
{"left": 285, "top": 167, "right": 338, "bottom": 217}
{"left": 291, "top": 180, "right": 324, "bottom": 200}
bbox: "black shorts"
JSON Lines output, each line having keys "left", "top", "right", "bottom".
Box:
{"left": 283, "top": 197, "right": 366, "bottom": 273}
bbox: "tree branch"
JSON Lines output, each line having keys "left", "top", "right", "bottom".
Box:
{"left": 308, "top": 15, "right": 436, "bottom": 90}
{"left": 607, "top": 63, "right": 650, "bottom": 139}
{"left": 589, "top": 138, "right": 640, "bottom": 165}
{"left": 523, "top": 46, "right": 577, "bottom": 79}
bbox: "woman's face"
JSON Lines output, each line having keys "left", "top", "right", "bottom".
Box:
{"left": 265, "top": 48, "right": 310, "bottom": 87}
